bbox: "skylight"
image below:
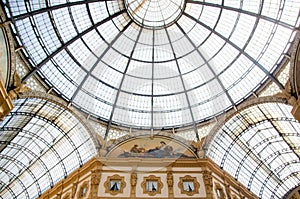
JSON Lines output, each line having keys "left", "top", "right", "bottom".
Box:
{"left": 5, "top": 0, "right": 300, "bottom": 130}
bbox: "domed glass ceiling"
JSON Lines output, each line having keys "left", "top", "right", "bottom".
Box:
{"left": 207, "top": 102, "right": 300, "bottom": 198}
{"left": 4, "top": 0, "right": 300, "bottom": 129}
{"left": 0, "top": 98, "right": 98, "bottom": 198}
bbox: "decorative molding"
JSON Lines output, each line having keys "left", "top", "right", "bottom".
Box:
{"left": 167, "top": 171, "right": 174, "bottom": 197}
{"left": 274, "top": 77, "right": 296, "bottom": 106}
{"left": 178, "top": 175, "right": 200, "bottom": 196}
{"left": 90, "top": 169, "right": 101, "bottom": 198}
{"left": 215, "top": 182, "right": 225, "bottom": 199}
{"left": 7, "top": 71, "right": 31, "bottom": 100}
{"left": 289, "top": 31, "right": 300, "bottom": 96}
{"left": 225, "top": 182, "right": 232, "bottom": 199}
{"left": 54, "top": 193, "right": 61, "bottom": 199}
{"left": 37, "top": 157, "right": 258, "bottom": 199}
{"left": 232, "top": 195, "right": 239, "bottom": 199}
{"left": 0, "top": 78, "right": 13, "bottom": 120}
{"left": 90, "top": 170, "right": 100, "bottom": 184}
{"left": 130, "top": 172, "right": 137, "bottom": 197}
{"left": 62, "top": 192, "right": 71, "bottom": 199}
{"left": 203, "top": 170, "right": 213, "bottom": 198}
{"left": 104, "top": 174, "right": 126, "bottom": 195}
{"left": 77, "top": 181, "right": 89, "bottom": 198}
{"left": 72, "top": 182, "right": 78, "bottom": 199}
{"left": 141, "top": 175, "right": 163, "bottom": 196}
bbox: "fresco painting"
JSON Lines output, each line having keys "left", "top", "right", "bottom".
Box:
{"left": 108, "top": 137, "right": 196, "bottom": 158}
{"left": 0, "top": 29, "right": 8, "bottom": 85}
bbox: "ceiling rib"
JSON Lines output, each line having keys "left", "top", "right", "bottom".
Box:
{"left": 186, "top": 0, "right": 295, "bottom": 30}
{"left": 176, "top": 22, "right": 235, "bottom": 107}
{"left": 164, "top": 27, "right": 200, "bottom": 141}
{"left": 21, "top": 9, "right": 126, "bottom": 83}
{"left": 183, "top": 12, "right": 285, "bottom": 90}
{"left": 12, "top": 0, "right": 113, "bottom": 21}
{"left": 104, "top": 24, "right": 142, "bottom": 140}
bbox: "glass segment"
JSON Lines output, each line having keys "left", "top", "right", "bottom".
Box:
{"left": 207, "top": 102, "right": 300, "bottom": 199}
{"left": 5, "top": 0, "right": 300, "bottom": 129}
{"left": 0, "top": 98, "right": 97, "bottom": 199}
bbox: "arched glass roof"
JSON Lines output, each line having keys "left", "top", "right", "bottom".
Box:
{"left": 0, "top": 98, "right": 97, "bottom": 199}
{"left": 3, "top": 0, "right": 300, "bottom": 130}
{"left": 207, "top": 102, "right": 300, "bottom": 199}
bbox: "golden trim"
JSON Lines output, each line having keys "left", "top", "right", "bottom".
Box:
{"left": 104, "top": 174, "right": 126, "bottom": 195}
{"left": 141, "top": 175, "right": 163, "bottom": 196}
{"left": 77, "top": 181, "right": 89, "bottom": 198}
{"left": 38, "top": 157, "right": 258, "bottom": 199}
{"left": 98, "top": 197, "right": 207, "bottom": 199}
{"left": 130, "top": 172, "right": 137, "bottom": 198}
{"left": 178, "top": 175, "right": 200, "bottom": 196}
{"left": 0, "top": 78, "right": 13, "bottom": 120}
{"left": 167, "top": 171, "right": 174, "bottom": 197}
{"left": 62, "top": 192, "right": 70, "bottom": 199}
{"left": 215, "top": 182, "right": 225, "bottom": 199}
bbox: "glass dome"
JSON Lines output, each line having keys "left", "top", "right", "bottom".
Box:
{"left": 207, "top": 102, "right": 300, "bottom": 198}
{"left": 5, "top": 0, "right": 300, "bottom": 129}
{"left": 0, "top": 98, "right": 98, "bottom": 198}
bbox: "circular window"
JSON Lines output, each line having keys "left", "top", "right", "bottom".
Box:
{"left": 125, "top": 0, "right": 186, "bottom": 29}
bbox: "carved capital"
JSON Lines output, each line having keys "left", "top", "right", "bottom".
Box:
{"left": 90, "top": 170, "right": 101, "bottom": 185}
{"left": 203, "top": 170, "right": 213, "bottom": 186}
{"left": 202, "top": 170, "right": 213, "bottom": 198}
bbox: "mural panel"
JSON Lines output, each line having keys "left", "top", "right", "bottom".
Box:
{"left": 108, "top": 137, "right": 196, "bottom": 158}
{"left": 0, "top": 28, "right": 8, "bottom": 85}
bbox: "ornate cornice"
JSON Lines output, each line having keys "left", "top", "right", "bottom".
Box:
{"left": 290, "top": 31, "right": 300, "bottom": 97}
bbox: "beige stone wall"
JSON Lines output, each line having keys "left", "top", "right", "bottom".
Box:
{"left": 39, "top": 157, "right": 258, "bottom": 199}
